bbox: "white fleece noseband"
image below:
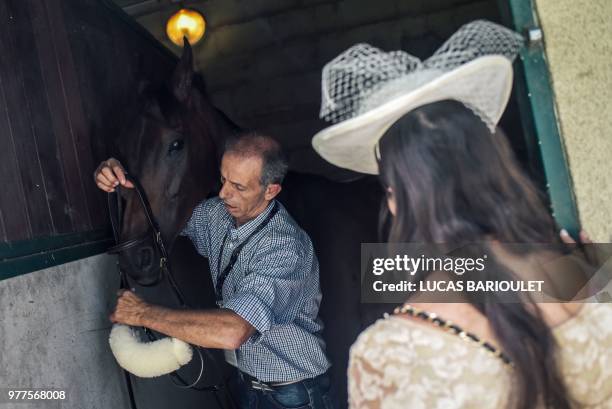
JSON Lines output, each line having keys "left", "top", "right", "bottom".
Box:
{"left": 109, "top": 324, "right": 193, "bottom": 378}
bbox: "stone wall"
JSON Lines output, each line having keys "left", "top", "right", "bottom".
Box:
{"left": 534, "top": 0, "right": 612, "bottom": 241}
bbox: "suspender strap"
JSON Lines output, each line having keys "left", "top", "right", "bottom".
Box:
{"left": 215, "top": 202, "right": 279, "bottom": 304}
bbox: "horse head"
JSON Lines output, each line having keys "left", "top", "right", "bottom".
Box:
{"left": 114, "top": 41, "right": 235, "bottom": 285}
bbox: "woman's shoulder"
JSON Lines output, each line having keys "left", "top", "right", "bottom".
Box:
{"left": 349, "top": 315, "right": 512, "bottom": 409}
{"left": 348, "top": 303, "right": 612, "bottom": 408}
{"left": 351, "top": 313, "right": 508, "bottom": 371}
{"left": 553, "top": 302, "right": 612, "bottom": 334}
{"left": 553, "top": 303, "right": 612, "bottom": 407}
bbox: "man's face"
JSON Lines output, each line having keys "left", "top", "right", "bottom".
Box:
{"left": 219, "top": 152, "right": 269, "bottom": 225}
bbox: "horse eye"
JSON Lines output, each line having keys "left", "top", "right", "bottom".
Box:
{"left": 168, "top": 139, "right": 184, "bottom": 155}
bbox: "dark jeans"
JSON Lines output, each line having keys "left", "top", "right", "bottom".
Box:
{"left": 234, "top": 371, "right": 335, "bottom": 409}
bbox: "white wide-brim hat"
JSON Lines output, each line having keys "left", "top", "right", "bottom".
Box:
{"left": 312, "top": 20, "right": 524, "bottom": 175}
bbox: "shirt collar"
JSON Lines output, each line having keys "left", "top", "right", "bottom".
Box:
{"left": 228, "top": 200, "right": 276, "bottom": 241}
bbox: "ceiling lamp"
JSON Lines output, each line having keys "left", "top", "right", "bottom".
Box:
{"left": 166, "top": 8, "right": 206, "bottom": 46}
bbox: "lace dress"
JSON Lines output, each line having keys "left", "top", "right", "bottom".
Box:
{"left": 348, "top": 303, "right": 612, "bottom": 409}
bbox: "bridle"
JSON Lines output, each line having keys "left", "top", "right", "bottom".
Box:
{"left": 108, "top": 175, "right": 175, "bottom": 292}
{"left": 106, "top": 173, "right": 231, "bottom": 398}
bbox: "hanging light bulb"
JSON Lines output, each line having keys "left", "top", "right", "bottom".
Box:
{"left": 166, "top": 8, "right": 206, "bottom": 46}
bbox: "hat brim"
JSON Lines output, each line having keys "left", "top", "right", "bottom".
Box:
{"left": 312, "top": 56, "right": 514, "bottom": 175}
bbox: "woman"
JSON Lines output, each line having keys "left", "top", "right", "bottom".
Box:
{"left": 312, "top": 21, "right": 612, "bottom": 409}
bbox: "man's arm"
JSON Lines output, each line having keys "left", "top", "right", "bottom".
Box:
{"left": 222, "top": 237, "right": 312, "bottom": 337}
{"left": 110, "top": 290, "right": 255, "bottom": 349}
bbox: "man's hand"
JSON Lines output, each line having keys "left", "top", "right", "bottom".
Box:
{"left": 94, "top": 157, "right": 134, "bottom": 192}
{"left": 110, "top": 290, "right": 151, "bottom": 327}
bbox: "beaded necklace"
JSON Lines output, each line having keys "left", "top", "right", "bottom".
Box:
{"left": 388, "top": 303, "right": 513, "bottom": 366}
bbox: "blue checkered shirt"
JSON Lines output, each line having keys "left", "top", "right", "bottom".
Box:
{"left": 181, "top": 197, "right": 330, "bottom": 382}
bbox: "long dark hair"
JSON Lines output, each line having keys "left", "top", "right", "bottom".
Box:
{"left": 378, "top": 100, "right": 571, "bottom": 409}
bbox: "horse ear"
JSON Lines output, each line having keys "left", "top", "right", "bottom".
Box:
{"left": 171, "top": 37, "right": 194, "bottom": 103}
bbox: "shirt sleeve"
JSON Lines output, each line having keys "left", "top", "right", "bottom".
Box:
{"left": 180, "top": 198, "right": 213, "bottom": 258}
{"left": 222, "top": 236, "right": 313, "bottom": 337}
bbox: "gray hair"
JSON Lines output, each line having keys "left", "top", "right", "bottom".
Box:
{"left": 224, "top": 132, "right": 288, "bottom": 186}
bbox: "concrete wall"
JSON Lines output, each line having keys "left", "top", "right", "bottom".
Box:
{"left": 534, "top": 0, "right": 612, "bottom": 242}
{"left": 0, "top": 254, "right": 130, "bottom": 409}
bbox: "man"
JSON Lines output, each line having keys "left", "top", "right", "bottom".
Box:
{"left": 97, "top": 133, "right": 333, "bottom": 409}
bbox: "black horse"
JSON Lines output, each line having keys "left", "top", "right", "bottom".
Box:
{"left": 111, "top": 41, "right": 383, "bottom": 409}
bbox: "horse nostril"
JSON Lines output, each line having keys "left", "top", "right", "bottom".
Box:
{"left": 138, "top": 247, "right": 153, "bottom": 270}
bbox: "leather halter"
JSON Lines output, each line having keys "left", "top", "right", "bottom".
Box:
{"left": 107, "top": 175, "right": 171, "bottom": 289}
